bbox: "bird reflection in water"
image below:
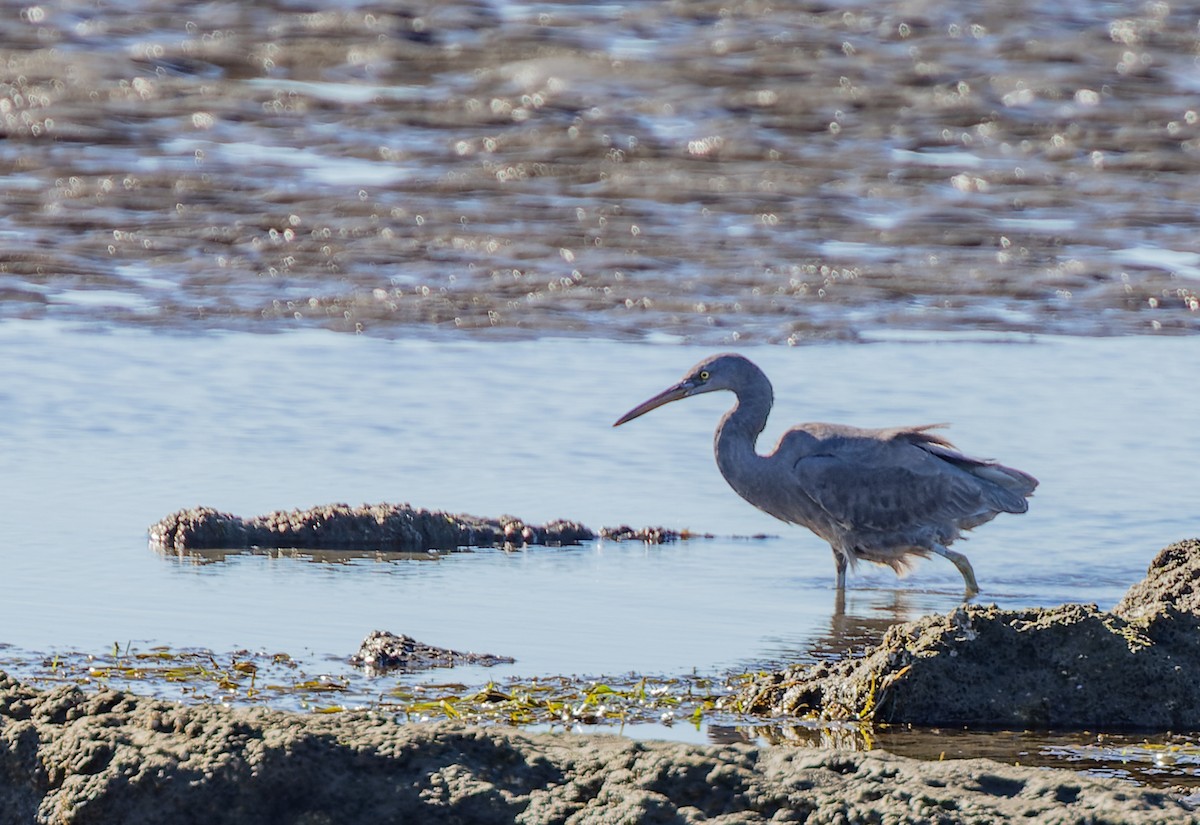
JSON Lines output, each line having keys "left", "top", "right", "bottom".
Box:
{"left": 709, "top": 589, "right": 920, "bottom": 751}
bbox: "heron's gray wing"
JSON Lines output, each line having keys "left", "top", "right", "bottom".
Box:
{"left": 789, "top": 443, "right": 988, "bottom": 535}
{"left": 912, "top": 438, "right": 1038, "bottom": 506}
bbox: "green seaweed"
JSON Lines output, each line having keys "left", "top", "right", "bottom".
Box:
{"left": 3, "top": 644, "right": 744, "bottom": 730}
{"left": 379, "top": 674, "right": 729, "bottom": 728}
{"left": 12, "top": 645, "right": 358, "bottom": 706}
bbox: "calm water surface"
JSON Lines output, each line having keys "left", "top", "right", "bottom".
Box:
{"left": 0, "top": 323, "right": 1194, "bottom": 676}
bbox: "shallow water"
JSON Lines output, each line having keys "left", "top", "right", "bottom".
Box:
{"left": 0, "top": 324, "right": 1194, "bottom": 665}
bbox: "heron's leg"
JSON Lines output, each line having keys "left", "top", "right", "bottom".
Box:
{"left": 833, "top": 551, "right": 847, "bottom": 590}
{"left": 931, "top": 543, "right": 979, "bottom": 598}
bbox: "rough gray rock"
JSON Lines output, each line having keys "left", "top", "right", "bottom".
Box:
{"left": 351, "top": 630, "right": 515, "bottom": 672}
{"left": 148, "top": 503, "right": 598, "bottom": 554}
{"left": 1114, "top": 538, "right": 1200, "bottom": 620}
{"left": 738, "top": 539, "right": 1200, "bottom": 729}
{"left": 0, "top": 672, "right": 1188, "bottom": 825}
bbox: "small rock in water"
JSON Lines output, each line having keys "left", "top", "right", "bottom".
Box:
{"left": 598, "top": 525, "right": 681, "bottom": 543}
{"left": 351, "top": 630, "right": 515, "bottom": 673}
{"left": 148, "top": 503, "right": 599, "bottom": 553}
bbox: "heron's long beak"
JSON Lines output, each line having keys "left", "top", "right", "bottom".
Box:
{"left": 613, "top": 381, "right": 692, "bottom": 426}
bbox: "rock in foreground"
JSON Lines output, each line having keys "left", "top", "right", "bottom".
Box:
{"left": 0, "top": 672, "right": 1187, "bottom": 824}
{"left": 738, "top": 539, "right": 1200, "bottom": 729}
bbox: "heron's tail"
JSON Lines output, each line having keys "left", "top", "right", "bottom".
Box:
{"left": 910, "top": 430, "right": 1038, "bottom": 513}
{"left": 971, "top": 462, "right": 1039, "bottom": 508}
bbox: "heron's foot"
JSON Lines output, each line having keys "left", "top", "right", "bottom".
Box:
{"left": 931, "top": 543, "right": 979, "bottom": 599}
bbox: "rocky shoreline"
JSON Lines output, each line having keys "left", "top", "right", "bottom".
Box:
{"left": 4, "top": 539, "right": 1200, "bottom": 822}
{"left": 0, "top": 672, "right": 1191, "bottom": 824}
{"left": 737, "top": 539, "right": 1200, "bottom": 729}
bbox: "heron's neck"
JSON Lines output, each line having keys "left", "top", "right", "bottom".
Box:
{"left": 713, "top": 377, "right": 773, "bottom": 485}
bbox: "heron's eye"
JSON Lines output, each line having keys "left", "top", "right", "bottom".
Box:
{"left": 698, "top": 370, "right": 710, "bottom": 381}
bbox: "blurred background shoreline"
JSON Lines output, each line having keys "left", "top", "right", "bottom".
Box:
{"left": 2, "top": 0, "right": 1198, "bottom": 341}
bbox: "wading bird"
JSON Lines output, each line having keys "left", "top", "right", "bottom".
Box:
{"left": 613, "top": 354, "right": 1037, "bottom": 596}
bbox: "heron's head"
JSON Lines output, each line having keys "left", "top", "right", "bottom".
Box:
{"left": 613, "top": 353, "right": 753, "bottom": 426}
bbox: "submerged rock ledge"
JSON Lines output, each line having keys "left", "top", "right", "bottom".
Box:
{"left": 0, "top": 672, "right": 1188, "bottom": 824}
{"left": 148, "top": 503, "right": 679, "bottom": 554}
{"left": 738, "top": 539, "right": 1200, "bottom": 729}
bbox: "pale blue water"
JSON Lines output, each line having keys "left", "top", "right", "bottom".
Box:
{"left": 0, "top": 321, "right": 1194, "bottom": 695}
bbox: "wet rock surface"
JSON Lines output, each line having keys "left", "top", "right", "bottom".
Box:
{"left": 738, "top": 539, "right": 1200, "bottom": 729}
{"left": 1114, "top": 539, "right": 1200, "bottom": 621}
{"left": 0, "top": 671, "right": 1189, "bottom": 825}
{"left": 597, "top": 524, "right": 686, "bottom": 543}
{"left": 148, "top": 503, "right": 672, "bottom": 554}
{"left": 351, "top": 630, "right": 515, "bottom": 673}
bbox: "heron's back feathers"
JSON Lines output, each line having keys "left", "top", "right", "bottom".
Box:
{"left": 760, "top": 422, "right": 1038, "bottom": 554}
